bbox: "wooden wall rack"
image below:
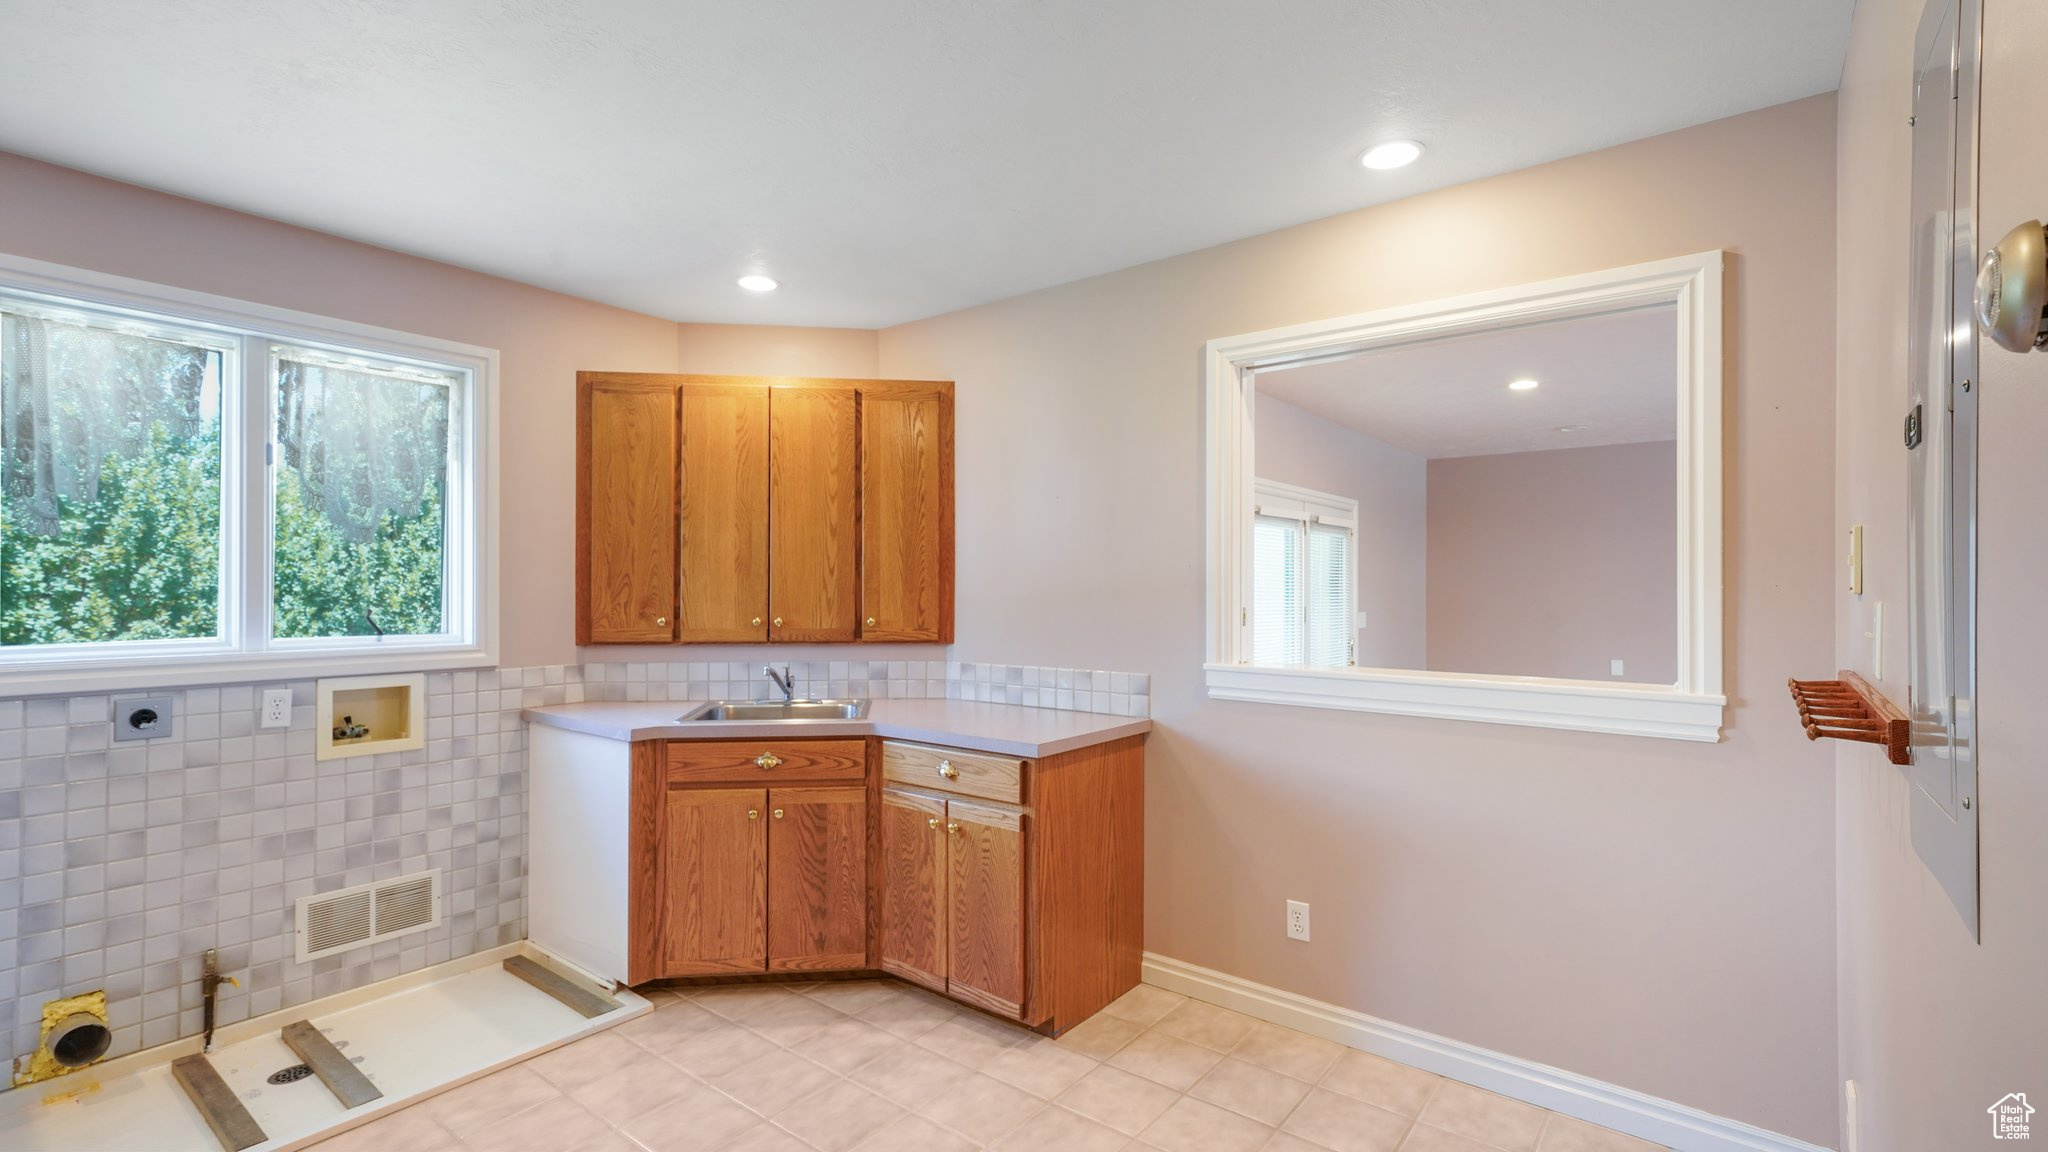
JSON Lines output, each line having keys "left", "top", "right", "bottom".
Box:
{"left": 1787, "top": 671, "right": 1910, "bottom": 765}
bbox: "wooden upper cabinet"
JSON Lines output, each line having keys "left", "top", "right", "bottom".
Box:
{"left": 662, "top": 787, "right": 767, "bottom": 975}
{"left": 945, "top": 799, "right": 1027, "bottom": 1018}
{"left": 859, "top": 384, "right": 954, "bottom": 642}
{"left": 679, "top": 383, "right": 770, "bottom": 642}
{"left": 766, "top": 786, "right": 868, "bottom": 972}
{"left": 878, "top": 787, "right": 948, "bottom": 993}
{"left": 577, "top": 374, "right": 951, "bottom": 644}
{"left": 768, "top": 388, "right": 860, "bottom": 642}
{"left": 576, "top": 374, "right": 678, "bottom": 644}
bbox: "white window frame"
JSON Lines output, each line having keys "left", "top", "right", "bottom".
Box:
{"left": 0, "top": 251, "right": 499, "bottom": 694}
{"left": 1205, "top": 251, "right": 1724, "bottom": 742}
{"left": 1252, "top": 478, "right": 1356, "bottom": 668}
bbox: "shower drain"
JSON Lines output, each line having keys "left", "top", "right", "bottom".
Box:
{"left": 267, "top": 1063, "right": 314, "bottom": 1085}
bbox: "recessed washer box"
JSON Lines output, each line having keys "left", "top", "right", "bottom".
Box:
{"left": 315, "top": 673, "right": 426, "bottom": 760}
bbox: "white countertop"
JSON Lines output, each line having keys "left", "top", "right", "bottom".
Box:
{"left": 522, "top": 699, "right": 1152, "bottom": 759}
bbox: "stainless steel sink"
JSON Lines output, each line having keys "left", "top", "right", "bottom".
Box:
{"left": 677, "top": 699, "right": 871, "bottom": 722}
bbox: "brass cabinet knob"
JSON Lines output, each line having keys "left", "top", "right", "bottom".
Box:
{"left": 772, "top": 808, "right": 784, "bottom": 820}
{"left": 945, "top": 821, "right": 960, "bottom": 835}
{"left": 937, "top": 760, "right": 959, "bottom": 780}
{"left": 655, "top": 616, "right": 667, "bottom": 626}
{"left": 927, "top": 817, "right": 942, "bottom": 830}
{"left": 772, "top": 617, "right": 783, "bottom": 628}
{"left": 752, "top": 617, "right": 763, "bottom": 627}
{"left": 755, "top": 752, "right": 782, "bottom": 769}
{"left": 866, "top": 617, "right": 877, "bottom": 628}
{"left": 747, "top": 809, "right": 759, "bottom": 820}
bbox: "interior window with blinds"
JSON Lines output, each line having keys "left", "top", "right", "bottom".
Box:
{"left": 1251, "top": 479, "right": 1355, "bottom": 668}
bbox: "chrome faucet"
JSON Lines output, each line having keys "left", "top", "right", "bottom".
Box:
{"left": 763, "top": 665, "right": 796, "bottom": 702}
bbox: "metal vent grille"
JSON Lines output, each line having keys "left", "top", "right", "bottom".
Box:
{"left": 296, "top": 870, "right": 442, "bottom": 962}
{"left": 302, "top": 890, "right": 372, "bottom": 958}
{"left": 375, "top": 873, "right": 437, "bottom": 935}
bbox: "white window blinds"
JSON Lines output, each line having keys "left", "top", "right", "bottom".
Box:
{"left": 1250, "top": 479, "right": 1356, "bottom": 668}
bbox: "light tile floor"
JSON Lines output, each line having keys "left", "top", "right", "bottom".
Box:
{"left": 308, "top": 979, "right": 1666, "bottom": 1152}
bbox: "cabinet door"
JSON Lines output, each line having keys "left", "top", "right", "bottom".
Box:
{"left": 767, "top": 786, "right": 868, "bottom": 972}
{"left": 859, "top": 385, "right": 953, "bottom": 642}
{"left": 878, "top": 787, "right": 948, "bottom": 993}
{"left": 662, "top": 787, "right": 767, "bottom": 975}
{"left": 946, "top": 799, "right": 1027, "bottom": 1018}
{"left": 768, "top": 388, "right": 859, "bottom": 642}
{"left": 679, "top": 383, "right": 770, "bottom": 642}
{"left": 576, "top": 375, "right": 677, "bottom": 643}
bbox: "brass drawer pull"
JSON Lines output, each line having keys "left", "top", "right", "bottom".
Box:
{"left": 747, "top": 809, "right": 759, "bottom": 820}
{"left": 755, "top": 752, "right": 782, "bottom": 769}
{"left": 937, "top": 760, "right": 960, "bottom": 780}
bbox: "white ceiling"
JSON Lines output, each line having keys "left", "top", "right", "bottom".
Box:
{"left": 1256, "top": 305, "right": 1676, "bottom": 458}
{"left": 0, "top": 2, "right": 1851, "bottom": 328}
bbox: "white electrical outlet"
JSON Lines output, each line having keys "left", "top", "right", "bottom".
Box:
{"left": 1286, "top": 900, "right": 1310, "bottom": 941}
{"left": 1610, "top": 659, "right": 1625, "bottom": 677}
{"left": 259, "top": 687, "right": 293, "bottom": 729}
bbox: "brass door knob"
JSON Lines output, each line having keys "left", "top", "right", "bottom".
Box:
{"left": 747, "top": 809, "right": 760, "bottom": 820}
{"left": 752, "top": 617, "right": 762, "bottom": 627}
{"left": 755, "top": 752, "right": 782, "bottom": 769}
{"left": 937, "top": 760, "right": 959, "bottom": 780}
{"left": 772, "top": 617, "right": 783, "bottom": 628}
{"left": 772, "top": 808, "right": 784, "bottom": 820}
{"left": 945, "top": 821, "right": 960, "bottom": 835}
{"left": 866, "top": 617, "right": 877, "bottom": 628}
{"left": 927, "top": 817, "right": 942, "bottom": 829}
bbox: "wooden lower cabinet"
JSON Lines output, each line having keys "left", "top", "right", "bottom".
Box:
{"left": 878, "top": 788, "right": 948, "bottom": 993}
{"left": 767, "top": 786, "right": 867, "bottom": 972}
{"left": 635, "top": 735, "right": 1143, "bottom": 1035}
{"left": 943, "top": 798, "right": 1027, "bottom": 1018}
{"left": 662, "top": 787, "right": 767, "bottom": 974}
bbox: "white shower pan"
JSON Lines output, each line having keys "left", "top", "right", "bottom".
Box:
{"left": 0, "top": 942, "right": 649, "bottom": 1151}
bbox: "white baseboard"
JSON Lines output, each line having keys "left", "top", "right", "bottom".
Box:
{"left": 1141, "top": 953, "right": 1830, "bottom": 1152}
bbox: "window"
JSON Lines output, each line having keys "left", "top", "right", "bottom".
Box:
{"left": 0, "top": 256, "right": 496, "bottom": 690}
{"left": 1251, "top": 479, "right": 1354, "bottom": 668}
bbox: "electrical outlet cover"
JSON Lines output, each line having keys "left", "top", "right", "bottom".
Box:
{"left": 259, "top": 687, "right": 293, "bottom": 729}
{"left": 111, "top": 696, "right": 175, "bottom": 741}
{"left": 1286, "top": 900, "right": 1310, "bottom": 941}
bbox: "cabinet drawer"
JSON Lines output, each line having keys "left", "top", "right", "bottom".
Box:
{"left": 667, "top": 739, "right": 866, "bottom": 783}
{"left": 881, "top": 740, "right": 1024, "bottom": 805}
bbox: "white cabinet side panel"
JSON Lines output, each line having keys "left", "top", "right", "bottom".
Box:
{"left": 527, "top": 726, "right": 634, "bottom": 984}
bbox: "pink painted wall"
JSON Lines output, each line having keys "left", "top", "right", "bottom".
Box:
{"left": 878, "top": 95, "right": 1840, "bottom": 1143}
{"left": 1252, "top": 395, "right": 1428, "bottom": 669}
{"left": 1426, "top": 442, "right": 1677, "bottom": 683}
{"left": 1834, "top": 1, "right": 2048, "bottom": 1147}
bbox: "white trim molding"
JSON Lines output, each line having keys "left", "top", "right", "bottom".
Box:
{"left": 1142, "top": 953, "right": 1829, "bottom": 1152}
{"left": 1204, "top": 250, "right": 1726, "bottom": 741}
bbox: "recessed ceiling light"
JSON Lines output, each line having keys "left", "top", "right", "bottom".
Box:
{"left": 1360, "top": 141, "right": 1424, "bottom": 170}
{"left": 737, "top": 274, "right": 778, "bottom": 293}
{"left": 1508, "top": 378, "right": 1540, "bottom": 391}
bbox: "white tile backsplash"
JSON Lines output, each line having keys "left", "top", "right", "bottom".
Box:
{"left": 0, "top": 651, "right": 1147, "bottom": 1079}
{"left": 0, "top": 663, "right": 579, "bottom": 1073}
{"left": 573, "top": 659, "right": 1149, "bottom": 718}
